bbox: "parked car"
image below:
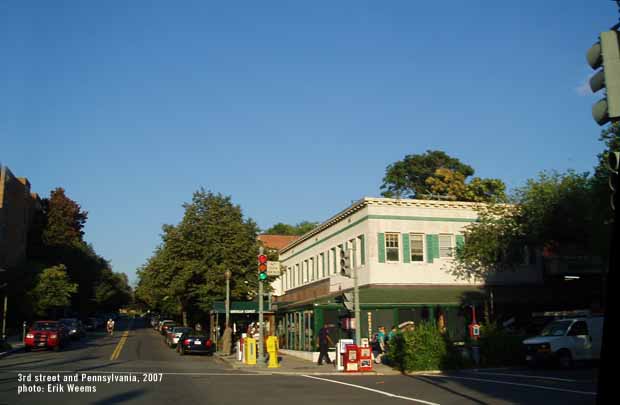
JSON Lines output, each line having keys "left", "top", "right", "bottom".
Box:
{"left": 523, "top": 316, "right": 603, "bottom": 368}
{"left": 176, "top": 332, "right": 214, "bottom": 356}
{"left": 160, "top": 321, "right": 177, "bottom": 336}
{"left": 166, "top": 327, "right": 193, "bottom": 348}
{"left": 24, "top": 321, "right": 69, "bottom": 352}
{"left": 156, "top": 319, "right": 173, "bottom": 332}
{"left": 59, "top": 318, "right": 86, "bottom": 340}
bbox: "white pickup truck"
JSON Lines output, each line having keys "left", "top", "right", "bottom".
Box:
{"left": 523, "top": 316, "right": 603, "bottom": 368}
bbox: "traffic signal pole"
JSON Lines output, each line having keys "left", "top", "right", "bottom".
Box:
{"left": 258, "top": 246, "right": 265, "bottom": 366}
{"left": 351, "top": 245, "right": 361, "bottom": 346}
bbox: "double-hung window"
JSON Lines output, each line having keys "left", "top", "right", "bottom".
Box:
{"left": 439, "top": 234, "right": 454, "bottom": 257}
{"left": 385, "top": 233, "right": 400, "bottom": 262}
{"left": 410, "top": 233, "right": 424, "bottom": 262}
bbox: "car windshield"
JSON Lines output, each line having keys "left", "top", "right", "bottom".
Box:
{"left": 32, "top": 322, "right": 58, "bottom": 331}
{"left": 173, "top": 327, "right": 192, "bottom": 334}
{"left": 540, "top": 320, "right": 573, "bottom": 337}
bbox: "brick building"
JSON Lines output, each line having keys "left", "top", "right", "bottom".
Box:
{"left": 0, "top": 164, "right": 41, "bottom": 269}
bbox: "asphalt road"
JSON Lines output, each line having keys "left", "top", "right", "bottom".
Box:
{"left": 0, "top": 318, "right": 598, "bottom": 404}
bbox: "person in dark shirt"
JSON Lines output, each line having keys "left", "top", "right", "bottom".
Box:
{"left": 316, "top": 325, "right": 334, "bottom": 365}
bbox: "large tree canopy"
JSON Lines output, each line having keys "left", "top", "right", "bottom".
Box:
{"left": 264, "top": 221, "right": 319, "bottom": 236}
{"left": 453, "top": 125, "right": 618, "bottom": 279}
{"left": 136, "top": 189, "right": 261, "bottom": 325}
{"left": 31, "top": 264, "right": 78, "bottom": 317}
{"left": 380, "top": 150, "right": 505, "bottom": 202}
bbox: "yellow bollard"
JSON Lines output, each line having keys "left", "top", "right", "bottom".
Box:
{"left": 245, "top": 338, "right": 257, "bottom": 365}
{"left": 267, "top": 336, "right": 279, "bottom": 368}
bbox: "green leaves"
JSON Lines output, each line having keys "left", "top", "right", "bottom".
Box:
{"left": 264, "top": 221, "right": 319, "bottom": 235}
{"left": 380, "top": 150, "right": 506, "bottom": 202}
{"left": 32, "top": 264, "right": 78, "bottom": 317}
{"left": 136, "top": 189, "right": 260, "bottom": 319}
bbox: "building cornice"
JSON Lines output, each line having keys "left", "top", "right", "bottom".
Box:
{"left": 279, "top": 197, "right": 487, "bottom": 254}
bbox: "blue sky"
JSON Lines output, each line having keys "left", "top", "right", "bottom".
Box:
{"left": 1, "top": 1, "right": 615, "bottom": 284}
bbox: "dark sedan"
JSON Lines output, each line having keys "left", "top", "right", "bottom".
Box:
{"left": 177, "top": 333, "right": 214, "bottom": 356}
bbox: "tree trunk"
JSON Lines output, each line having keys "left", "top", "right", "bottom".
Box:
{"left": 182, "top": 310, "right": 188, "bottom": 327}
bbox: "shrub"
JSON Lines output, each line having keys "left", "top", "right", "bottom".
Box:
{"left": 478, "top": 322, "right": 528, "bottom": 367}
{"left": 387, "top": 322, "right": 465, "bottom": 372}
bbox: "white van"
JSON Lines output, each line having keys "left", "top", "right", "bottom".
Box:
{"left": 522, "top": 316, "right": 603, "bottom": 368}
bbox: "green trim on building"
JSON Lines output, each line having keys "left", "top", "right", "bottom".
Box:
{"left": 367, "top": 214, "right": 477, "bottom": 223}
{"left": 281, "top": 214, "right": 477, "bottom": 261}
{"left": 360, "top": 234, "right": 365, "bottom": 265}
{"left": 402, "top": 233, "right": 410, "bottom": 263}
{"left": 456, "top": 234, "right": 465, "bottom": 250}
{"left": 378, "top": 233, "right": 386, "bottom": 263}
{"left": 426, "top": 234, "right": 434, "bottom": 263}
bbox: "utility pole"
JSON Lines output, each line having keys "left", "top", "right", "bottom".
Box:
{"left": 225, "top": 270, "right": 231, "bottom": 328}
{"left": 258, "top": 246, "right": 265, "bottom": 366}
{"left": 352, "top": 244, "right": 361, "bottom": 346}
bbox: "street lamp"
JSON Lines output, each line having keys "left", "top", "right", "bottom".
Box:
{"left": 224, "top": 270, "right": 232, "bottom": 328}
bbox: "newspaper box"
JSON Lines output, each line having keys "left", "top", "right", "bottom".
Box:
{"left": 358, "top": 344, "right": 373, "bottom": 372}
{"left": 344, "top": 344, "right": 359, "bottom": 372}
{"left": 336, "top": 339, "right": 354, "bottom": 371}
{"left": 238, "top": 335, "right": 245, "bottom": 362}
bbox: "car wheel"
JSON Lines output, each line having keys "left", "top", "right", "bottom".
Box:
{"left": 53, "top": 345, "right": 61, "bottom": 352}
{"left": 24, "top": 346, "right": 31, "bottom": 352}
{"left": 558, "top": 350, "right": 572, "bottom": 369}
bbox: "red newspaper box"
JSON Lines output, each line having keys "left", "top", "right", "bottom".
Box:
{"left": 344, "top": 344, "right": 359, "bottom": 372}
{"left": 358, "top": 345, "right": 373, "bottom": 372}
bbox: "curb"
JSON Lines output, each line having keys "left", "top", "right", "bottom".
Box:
{"left": 214, "top": 353, "right": 402, "bottom": 376}
{"left": 0, "top": 346, "right": 24, "bottom": 359}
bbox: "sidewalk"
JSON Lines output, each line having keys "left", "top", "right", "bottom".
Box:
{"left": 215, "top": 351, "right": 402, "bottom": 375}
{"left": 0, "top": 334, "right": 25, "bottom": 358}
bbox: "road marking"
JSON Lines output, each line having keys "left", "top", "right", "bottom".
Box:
{"left": 465, "top": 371, "right": 579, "bottom": 382}
{"left": 3, "top": 370, "right": 275, "bottom": 376}
{"left": 418, "top": 374, "right": 596, "bottom": 396}
{"left": 109, "top": 320, "right": 133, "bottom": 361}
{"left": 302, "top": 375, "right": 441, "bottom": 405}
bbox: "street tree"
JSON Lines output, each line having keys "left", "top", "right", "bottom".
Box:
{"left": 136, "top": 189, "right": 261, "bottom": 324}
{"left": 31, "top": 264, "right": 78, "bottom": 317}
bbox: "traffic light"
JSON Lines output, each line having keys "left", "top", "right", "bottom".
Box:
{"left": 258, "top": 254, "right": 268, "bottom": 281}
{"left": 587, "top": 30, "right": 620, "bottom": 125}
{"left": 340, "top": 246, "right": 351, "bottom": 277}
{"left": 608, "top": 151, "right": 619, "bottom": 210}
{"left": 334, "top": 292, "right": 354, "bottom": 311}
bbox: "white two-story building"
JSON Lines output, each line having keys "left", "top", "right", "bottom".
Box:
{"left": 271, "top": 197, "right": 544, "bottom": 357}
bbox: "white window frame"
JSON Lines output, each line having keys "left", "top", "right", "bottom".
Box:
{"left": 439, "top": 234, "right": 454, "bottom": 258}
{"left": 385, "top": 232, "right": 400, "bottom": 262}
{"left": 410, "top": 233, "right": 425, "bottom": 262}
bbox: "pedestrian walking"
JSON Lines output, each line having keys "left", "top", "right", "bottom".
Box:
{"left": 316, "top": 324, "right": 333, "bottom": 365}
{"left": 373, "top": 326, "right": 386, "bottom": 364}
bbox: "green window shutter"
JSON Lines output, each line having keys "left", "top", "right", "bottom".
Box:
{"left": 426, "top": 234, "right": 434, "bottom": 263}
{"left": 402, "top": 233, "right": 410, "bottom": 263}
{"left": 377, "top": 233, "right": 386, "bottom": 263}
{"left": 332, "top": 248, "right": 336, "bottom": 274}
{"left": 360, "top": 235, "right": 365, "bottom": 265}
{"left": 432, "top": 234, "right": 440, "bottom": 259}
{"left": 455, "top": 235, "right": 465, "bottom": 252}
{"left": 322, "top": 253, "right": 326, "bottom": 277}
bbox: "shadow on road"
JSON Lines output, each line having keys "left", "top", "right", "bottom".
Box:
{"left": 91, "top": 388, "right": 146, "bottom": 404}
{"left": 408, "top": 375, "right": 490, "bottom": 405}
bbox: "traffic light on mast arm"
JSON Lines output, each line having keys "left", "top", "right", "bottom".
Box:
{"left": 258, "top": 254, "right": 268, "bottom": 281}
{"left": 587, "top": 30, "right": 620, "bottom": 125}
{"left": 340, "top": 246, "right": 351, "bottom": 278}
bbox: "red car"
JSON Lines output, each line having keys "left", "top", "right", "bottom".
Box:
{"left": 24, "top": 321, "right": 68, "bottom": 352}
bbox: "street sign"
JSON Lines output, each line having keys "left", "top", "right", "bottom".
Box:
{"left": 266, "top": 261, "right": 281, "bottom": 276}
